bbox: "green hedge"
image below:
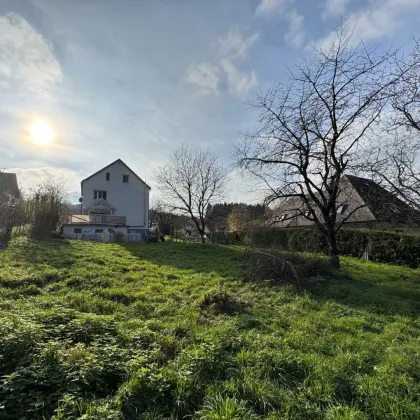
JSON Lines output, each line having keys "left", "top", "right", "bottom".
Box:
{"left": 249, "top": 228, "right": 420, "bottom": 268}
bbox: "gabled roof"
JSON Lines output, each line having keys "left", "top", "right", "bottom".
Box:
{"left": 81, "top": 159, "right": 151, "bottom": 190}
{"left": 271, "top": 174, "right": 420, "bottom": 228}
{"left": 345, "top": 175, "right": 420, "bottom": 224}
{"left": 0, "top": 173, "right": 20, "bottom": 198}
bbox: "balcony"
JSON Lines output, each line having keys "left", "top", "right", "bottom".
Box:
{"left": 66, "top": 215, "right": 126, "bottom": 225}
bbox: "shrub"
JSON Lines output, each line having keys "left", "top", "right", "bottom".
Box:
{"left": 199, "top": 289, "right": 243, "bottom": 315}
{"left": 243, "top": 248, "right": 330, "bottom": 285}
{"left": 249, "top": 229, "right": 420, "bottom": 267}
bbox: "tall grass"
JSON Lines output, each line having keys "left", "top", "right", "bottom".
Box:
{"left": 0, "top": 237, "right": 419, "bottom": 419}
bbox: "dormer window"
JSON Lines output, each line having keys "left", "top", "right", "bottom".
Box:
{"left": 106, "top": 172, "right": 110, "bottom": 181}
{"left": 123, "top": 174, "right": 129, "bottom": 183}
{"left": 336, "top": 204, "right": 346, "bottom": 214}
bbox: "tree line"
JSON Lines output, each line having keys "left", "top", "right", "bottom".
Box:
{"left": 149, "top": 201, "right": 266, "bottom": 237}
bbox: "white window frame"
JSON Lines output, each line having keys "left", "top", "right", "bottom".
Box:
{"left": 336, "top": 204, "right": 346, "bottom": 214}
{"left": 94, "top": 190, "right": 107, "bottom": 200}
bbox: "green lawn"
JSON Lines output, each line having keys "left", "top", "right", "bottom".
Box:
{"left": 1, "top": 237, "right": 420, "bottom": 419}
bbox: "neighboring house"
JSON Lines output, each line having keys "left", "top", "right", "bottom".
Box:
{"left": 62, "top": 159, "right": 150, "bottom": 241}
{"left": 0, "top": 172, "right": 20, "bottom": 199}
{"left": 270, "top": 175, "right": 420, "bottom": 235}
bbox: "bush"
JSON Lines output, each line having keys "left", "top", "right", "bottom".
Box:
{"left": 243, "top": 248, "right": 330, "bottom": 285}
{"left": 248, "top": 229, "right": 420, "bottom": 268}
{"left": 147, "top": 236, "right": 159, "bottom": 243}
{"left": 199, "top": 289, "right": 243, "bottom": 314}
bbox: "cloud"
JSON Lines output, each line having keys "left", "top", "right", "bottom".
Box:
{"left": 0, "top": 12, "right": 63, "bottom": 94}
{"left": 284, "top": 11, "right": 305, "bottom": 47}
{"left": 255, "top": 1, "right": 305, "bottom": 48}
{"left": 315, "top": 0, "right": 420, "bottom": 49}
{"left": 218, "top": 29, "right": 259, "bottom": 60}
{"left": 322, "top": 0, "right": 350, "bottom": 20}
{"left": 185, "top": 62, "right": 220, "bottom": 95}
{"left": 185, "top": 28, "right": 259, "bottom": 96}
{"left": 256, "top": 0, "right": 289, "bottom": 16}
{"left": 10, "top": 166, "right": 81, "bottom": 198}
{"left": 220, "top": 58, "right": 258, "bottom": 95}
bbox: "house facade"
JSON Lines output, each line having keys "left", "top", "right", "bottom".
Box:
{"left": 0, "top": 172, "right": 20, "bottom": 199}
{"left": 62, "top": 159, "right": 150, "bottom": 241}
{"left": 270, "top": 175, "right": 420, "bottom": 235}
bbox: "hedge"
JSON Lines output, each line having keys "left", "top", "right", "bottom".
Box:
{"left": 249, "top": 228, "right": 420, "bottom": 268}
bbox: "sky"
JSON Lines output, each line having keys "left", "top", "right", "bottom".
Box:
{"left": 1, "top": 0, "right": 420, "bottom": 204}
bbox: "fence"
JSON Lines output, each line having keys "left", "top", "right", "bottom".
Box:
{"left": 67, "top": 214, "right": 127, "bottom": 225}
{"left": 70, "top": 232, "right": 145, "bottom": 243}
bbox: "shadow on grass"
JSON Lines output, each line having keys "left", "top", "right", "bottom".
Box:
{"left": 121, "top": 242, "right": 420, "bottom": 317}
{"left": 7, "top": 238, "right": 420, "bottom": 318}
{"left": 5, "top": 237, "right": 79, "bottom": 268}
{"left": 304, "top": 261, "right": 420, "bottom": 317}
{"left": 117, "top": 242, "right": 244, "bottom": 278}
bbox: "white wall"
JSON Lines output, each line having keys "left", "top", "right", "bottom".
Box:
{"left": 81, "top": 160, "right": 150, "bottom": 227}
{"left": 63, "top": 224, "right": 146, "bottom": 242}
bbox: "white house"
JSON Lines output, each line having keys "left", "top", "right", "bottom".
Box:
{"left": 62, "top": 159, "right": 150, "bottom": 241}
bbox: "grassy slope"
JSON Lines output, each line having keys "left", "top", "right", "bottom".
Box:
{"left": 0, "top": 238, "right": 420, "bottom": 419}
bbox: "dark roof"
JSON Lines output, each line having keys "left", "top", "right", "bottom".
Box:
{"left": 81, "top": 159, "right": 151, "bottom": 190}
{"left": 346, "top": 174, "right": 420, "bottom": 224}
{"left": 0, "top": 173, "right": 20, "bottom": 198}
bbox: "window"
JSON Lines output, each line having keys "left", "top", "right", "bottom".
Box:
{"left": 74, "top": 228, "right": 82, "bottom": 234}
{"left": 303, "top": 209, "right": 312, "bottom": 217}
{"left": 123, "top": 174, "right": 129, "bottom": 183}
{"left": 106, "top": 172, "right": 110, "bottom": 181}
{"left": 94, "top": 190, "right": 107, "bottom": 200}
{"left": 336, "top": 204, "right": 346, "bottom": 214}
{"left": 279, "top": 214, "right": 288, "bottom": 221}
{"left": 95, "top": 229, "right": 104, "bottom": 233}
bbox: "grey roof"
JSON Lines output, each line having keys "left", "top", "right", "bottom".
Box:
{"left": 271, "top": 175, "right": 420, "bottom": 228}
{"left": 0, "top": 173, "right": 19, "bottom": 198}
{"left": 346, "top": 175, "right": 420, "bottom": 224}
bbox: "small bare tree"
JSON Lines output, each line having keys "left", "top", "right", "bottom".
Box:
{"left": 155, "top": 146, "right": 228, "bottom": 243}
{"left": 27, "top": 180, "right": 67, "bottom": 237}
{"left": 235, "top": 28, "right": 401, "bottom": 267}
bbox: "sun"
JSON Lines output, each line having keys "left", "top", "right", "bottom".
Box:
{"left": 30, "top": 120, "right": 54, "bottom": 146}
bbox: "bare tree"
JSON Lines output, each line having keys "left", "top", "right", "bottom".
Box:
{"left": 155, "top": 146, "right": 228, "bottom": 243}
{"left": 27, "top": 180, "right": 67, "bottom": 237}
{"left": 235, "top": 28, "right": 401, "bottom": 267}
{"left": 368, "top": 40, "right": 420, "bottom": 209}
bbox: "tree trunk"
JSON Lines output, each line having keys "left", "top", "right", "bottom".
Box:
{"left": 327, "top": 228, "right": 340, "bottom": 268}
{"left": 200, "top": 233, "right": 206, "bottom": 243}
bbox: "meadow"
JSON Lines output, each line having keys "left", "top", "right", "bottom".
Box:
{"left": 1, "top": 237, "right": 420, "bottom": 419}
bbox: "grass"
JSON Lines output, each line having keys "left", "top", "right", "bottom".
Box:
{"left": 0, "top": 237, "right": 420, "bottom": 419}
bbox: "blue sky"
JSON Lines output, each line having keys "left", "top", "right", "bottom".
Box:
{"left": 1, "top": 0, "right": 419, "bottom": 203}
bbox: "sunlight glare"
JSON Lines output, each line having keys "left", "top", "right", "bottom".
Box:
{"left": 30, "top": 120, "right": 54, "bottom": 146}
